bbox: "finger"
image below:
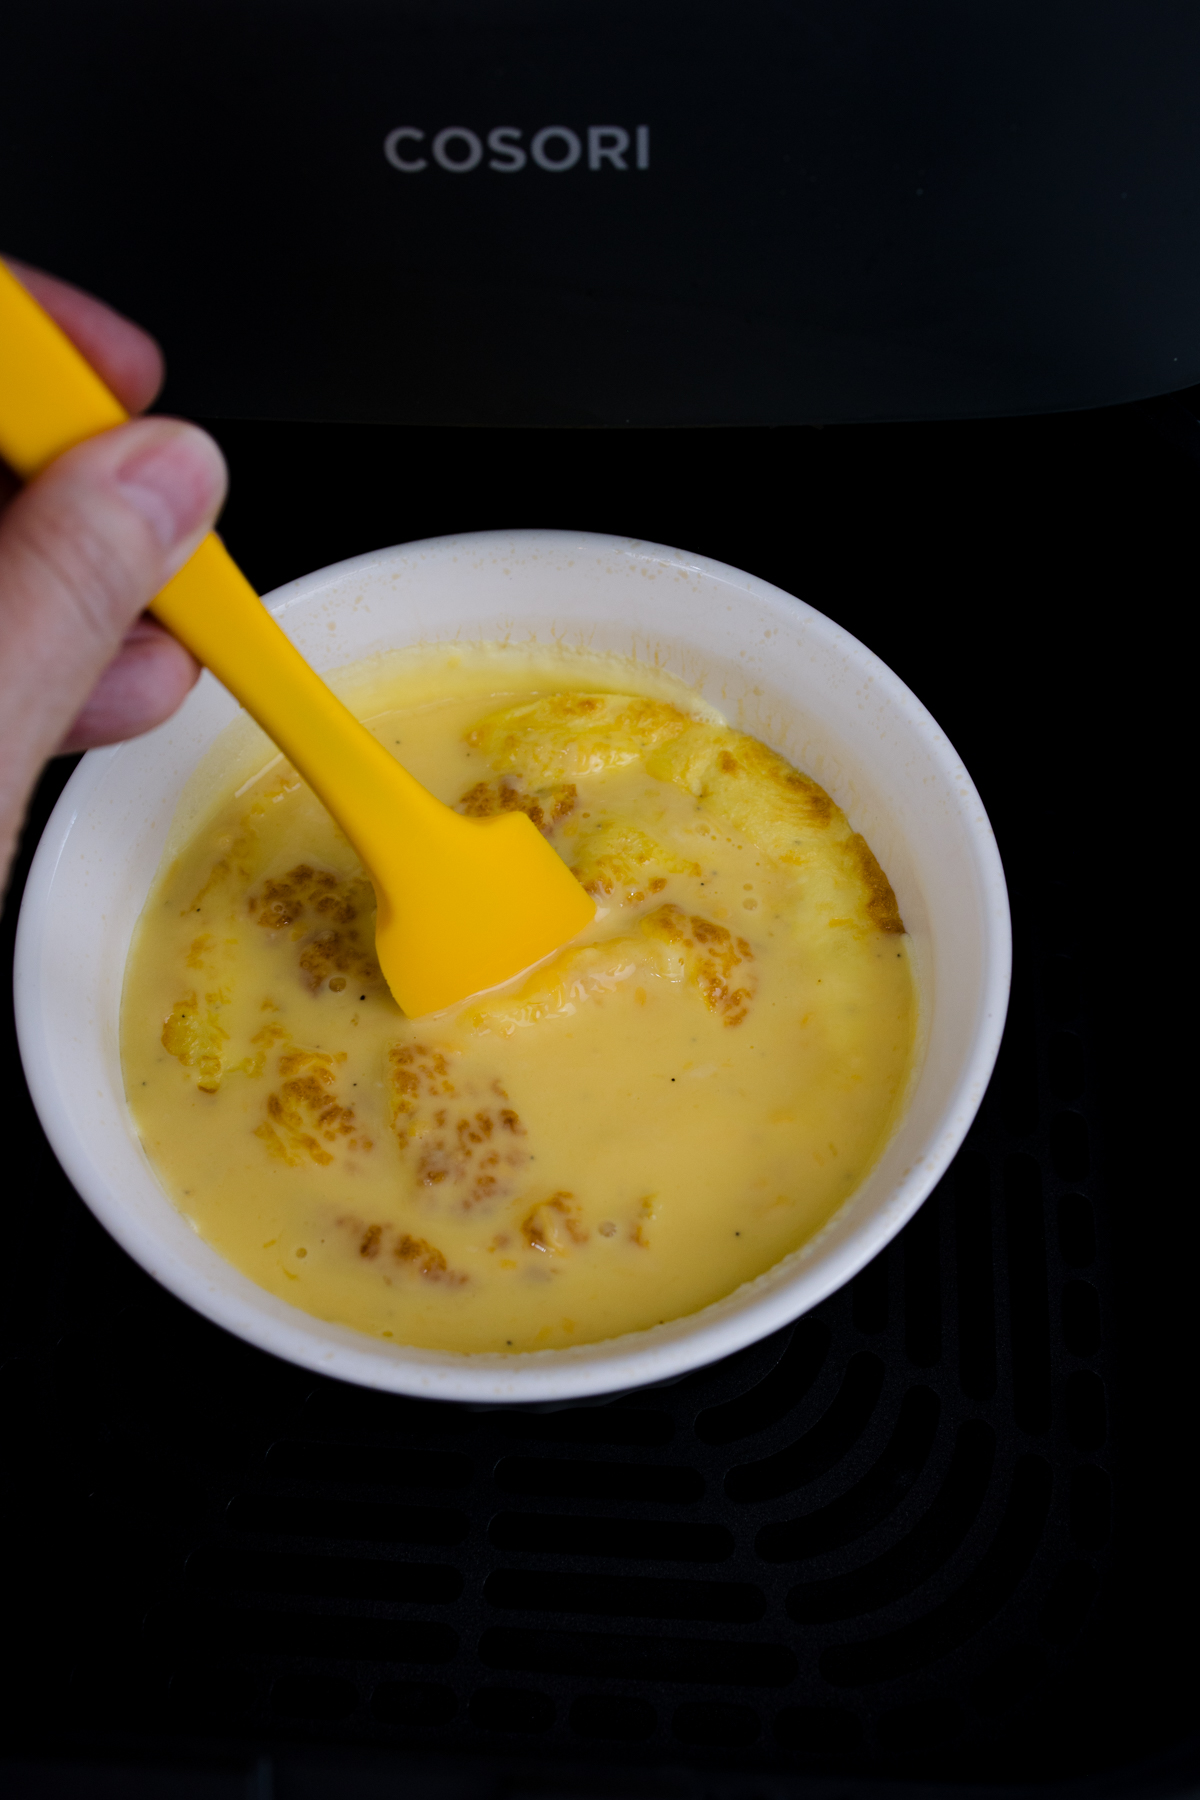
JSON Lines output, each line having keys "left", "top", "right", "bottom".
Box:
{"left": 2, "top": 257, "right": 165, "bottom": 415}
{"left": 0, "top": 416, "right": 225, "bottom": 866}
{"left": 58, "top": 615, "right": 201, "bottom": 752}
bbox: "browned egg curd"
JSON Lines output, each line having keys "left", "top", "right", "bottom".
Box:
{"left": 121, "top": 647, "right": 917, "bottom": 1355}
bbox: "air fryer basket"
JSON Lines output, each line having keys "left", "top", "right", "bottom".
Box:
{"left": 1, "top": 408, "right": 1192, "bottom": 1798}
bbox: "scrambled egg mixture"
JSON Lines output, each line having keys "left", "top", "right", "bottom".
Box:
{"left": 121, "top": 651, "right": 917, "bottom": 1354}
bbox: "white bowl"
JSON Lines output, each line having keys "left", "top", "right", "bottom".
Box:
{"left": 14, "top": 530, "right": 1009, "bottom": 1404}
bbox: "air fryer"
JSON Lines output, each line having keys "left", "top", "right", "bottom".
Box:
{"left": 0, "top": 4, "right": 1194, "bottom": 1797}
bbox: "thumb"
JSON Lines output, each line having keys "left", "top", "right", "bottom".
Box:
{"left": 0, "top": 416, "right": 226, "bottom": 868}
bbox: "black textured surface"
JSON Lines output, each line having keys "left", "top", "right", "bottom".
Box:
{"left": 1, "top": 409, "right": 1193, "bottom": 1796}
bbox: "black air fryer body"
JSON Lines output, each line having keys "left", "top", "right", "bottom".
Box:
{"left": 1, "top": 6, "right": 1196, "bottom": 1799}
{"left": 5, "top": 0, "right": 1200, "bottom": 425}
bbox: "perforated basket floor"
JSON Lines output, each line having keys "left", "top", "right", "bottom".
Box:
{"left": 1, "top": 410, "right": 1194, "bottom": 1798}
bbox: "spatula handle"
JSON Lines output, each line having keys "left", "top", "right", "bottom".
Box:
{"left": 0, "top": 260, "right": 443, "bottom": 875}
{"left": 150, "top": 534, "right": 445, "bottom": 869}
{"left": 0, "top": 260, "right": 128, "bottom": 476}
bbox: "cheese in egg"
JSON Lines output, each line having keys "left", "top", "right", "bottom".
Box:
{"left": 120, "top": 648, "right": 917, "bottom": 1355}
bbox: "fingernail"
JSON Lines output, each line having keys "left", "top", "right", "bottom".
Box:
{"left": 116, "top": 424, "right": 227, "bottom": 551}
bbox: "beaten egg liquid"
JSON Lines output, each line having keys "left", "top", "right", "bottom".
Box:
{"left": 121, "top": 649, "right": 917, "bottom": 1354}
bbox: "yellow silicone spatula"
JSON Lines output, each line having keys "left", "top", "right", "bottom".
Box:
{"left": 0, "top": 262, "right": 595, "bottom": 1016}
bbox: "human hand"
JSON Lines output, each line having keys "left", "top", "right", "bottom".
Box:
{"left": 0, "top": 260, "right": 227, "bottom": 890}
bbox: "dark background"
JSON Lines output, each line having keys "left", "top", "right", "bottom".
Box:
{"left": 1, "top": 406, "right": 1194, "bottom": 1796}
